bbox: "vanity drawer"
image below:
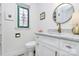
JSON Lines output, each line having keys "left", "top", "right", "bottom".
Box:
{"left": 60, "top": 39, "right": 79, "bottom": 55}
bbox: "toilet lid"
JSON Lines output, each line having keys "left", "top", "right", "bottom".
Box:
{"left": 25, "top": 41, "right": 36, "bottom": 48}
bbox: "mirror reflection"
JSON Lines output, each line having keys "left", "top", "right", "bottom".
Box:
{"left": 53, "top": 3, "right": 74, "bottom": 24}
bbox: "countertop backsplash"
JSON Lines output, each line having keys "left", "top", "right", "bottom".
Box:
{"left": 47, "top": 29, "right": 73, "bottom": 34}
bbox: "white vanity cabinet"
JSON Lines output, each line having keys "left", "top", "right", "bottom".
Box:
{"left": 35, "top": 32, "right": 79, "bottom": 56}
{"left": 35, "top": 34, "right": 60, "bottom": 56}
{"left": 36, "top": 42, "right": 56, "bottom": 56}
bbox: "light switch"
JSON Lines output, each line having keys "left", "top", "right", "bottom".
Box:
{"left": 5, "top": 4, "right": 15, "bottom": 21}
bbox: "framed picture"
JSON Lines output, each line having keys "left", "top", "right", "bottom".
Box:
{"left": 40, "top": 12, "right": 45, "bottom": 20}
{"left": 17, "top": 5, "right": 29, "bottom": 28}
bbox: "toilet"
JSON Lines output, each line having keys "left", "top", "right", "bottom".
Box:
{"left": 25, "top": 41, "right": 36, "bottom": 56}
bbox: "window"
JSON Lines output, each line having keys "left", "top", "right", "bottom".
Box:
{"left": 17, "top": 5, "right": 29, "bottom": 28}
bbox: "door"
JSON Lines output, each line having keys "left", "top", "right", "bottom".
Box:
{"left": 36, "top": 42, "right": 56, "bottom": 56}
{"left": 60, "top": 50, "right": 73, "bottom": 56}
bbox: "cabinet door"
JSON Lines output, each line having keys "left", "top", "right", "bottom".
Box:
{"left": 36, "top": 42, "right": 56, "bottom": 56}
{"left": 60, "top": 39, "right": 79, "bottom": 56}
{"left": 60, "top": 50, "right": 73, "bottom": 56}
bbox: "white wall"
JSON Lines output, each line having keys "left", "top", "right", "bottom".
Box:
{"left": 38, "top": 3, "right": 79, "bottom": 32}
{"left": 1, "top": 3, "right": 79, "bottom": 56}
{"left": 2, "top": 3, "right": 39, "bottom": 56}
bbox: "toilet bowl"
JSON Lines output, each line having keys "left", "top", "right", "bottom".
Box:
{"left": 25, "top": 41, "right": 36, "bottom": 56}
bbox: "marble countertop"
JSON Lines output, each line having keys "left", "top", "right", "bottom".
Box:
{"left": 35, "top": 32, "right": 79, "bottom": 42}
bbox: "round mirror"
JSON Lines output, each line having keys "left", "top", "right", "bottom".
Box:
{"left": 53, "top": 3, "right": 74, "bottom": 24}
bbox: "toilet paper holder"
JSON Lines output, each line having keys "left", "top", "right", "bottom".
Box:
{"left": 15, "top": 33, "right": 21, "bottom": 38}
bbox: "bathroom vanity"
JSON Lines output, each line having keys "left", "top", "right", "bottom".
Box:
{"left": 35, "top": 32, "right": 79, "bottom": 56}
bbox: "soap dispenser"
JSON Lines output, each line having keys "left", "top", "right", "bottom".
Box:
{"left": 72, "top": 24, "right": 79, "bottom": 35}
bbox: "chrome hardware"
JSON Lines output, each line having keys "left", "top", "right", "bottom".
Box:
{"left": 66, "top": 45, "right": 72, "bottom": 49}
{"left": 55, "top": 51, "right": 57, "bottom": 56}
